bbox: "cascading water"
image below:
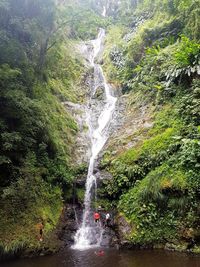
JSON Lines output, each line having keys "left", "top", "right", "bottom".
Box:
{"left": 72, "top": 24, "right": 117, "bottom": 250}
{"left": 102, "top": 6, "right": 106, "bottom": 17}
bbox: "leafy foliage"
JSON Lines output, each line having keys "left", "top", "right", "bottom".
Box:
{"left": 101, "top": 0, "right": 200, "bottom": 247}
{"left": 0, "top": 0, "right": 102, "bottom": 256}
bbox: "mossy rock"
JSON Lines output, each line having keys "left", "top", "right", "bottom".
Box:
{"left": 93, "top": 86, "right": 105, "bottom": 100}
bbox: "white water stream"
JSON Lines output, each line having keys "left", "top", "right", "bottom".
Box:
{"left": 73, "top": 14, "right": 117, "bottom": 250}
{"left": 102, "top": 6, "right": 106, "bottom": 17}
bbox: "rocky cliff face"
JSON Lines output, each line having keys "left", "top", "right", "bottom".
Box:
{"left": 92, "top": 1, "right": 200, "bottom": 253}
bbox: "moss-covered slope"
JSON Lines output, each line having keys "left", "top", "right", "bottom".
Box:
{"left": 99, "top": 0, "right": 200, "bottom": 252}
{"left": 0, "top": 0, "right": 103, "bottom": 258}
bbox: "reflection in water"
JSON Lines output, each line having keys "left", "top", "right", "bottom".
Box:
{"left": 1, "top": 249, "right": 200, "bottom": 267}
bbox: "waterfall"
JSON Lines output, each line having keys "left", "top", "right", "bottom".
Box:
{"left": 72, "top": 10, "right": 117, "bottom": 251}
{"left": 102, "top": 6, "right": 106, "bottom": 17}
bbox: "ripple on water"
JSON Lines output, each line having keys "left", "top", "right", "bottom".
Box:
{"left": 1, "top": 249, "right": 200, "bottom": 267}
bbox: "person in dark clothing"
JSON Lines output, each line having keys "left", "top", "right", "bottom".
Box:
{"left": 38, "top": 222, "right": 44, "bottom": 241}
{"left": 105, "top": 213, "right": 111, "bottom": 227}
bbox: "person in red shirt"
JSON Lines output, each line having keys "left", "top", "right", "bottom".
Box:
{"left": 94, "top": 212, "right": 100, "bottom": 223}
{"left": 95, "top": 250, "right": 104, "bottom": 256}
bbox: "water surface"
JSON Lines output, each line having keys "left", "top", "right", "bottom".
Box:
{"left": 2, "top": 249, "right": 200, "bottom": 267}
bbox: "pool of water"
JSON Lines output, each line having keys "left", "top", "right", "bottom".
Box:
{"left": 1, "top": 249, "right": 200, "bottom": 267}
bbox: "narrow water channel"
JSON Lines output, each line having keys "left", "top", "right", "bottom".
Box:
{"left": 73, "top": 25, "right": 117, "bottom": 249}
{"left": 1, "top": 249, "right": 200, "bottom": 267}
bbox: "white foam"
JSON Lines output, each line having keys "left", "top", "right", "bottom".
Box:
{"left": 73, "top": 28, "right": 117, "bottom": 251}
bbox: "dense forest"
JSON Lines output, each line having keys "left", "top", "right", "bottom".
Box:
{"left": 0, "top": 0, "right": 105, "bottom": 257}
{"left": 0, "top": 0, "right": 200, "bottom": 259}
{"left": 100, "top": 0, "right": 200, "bottom": 252}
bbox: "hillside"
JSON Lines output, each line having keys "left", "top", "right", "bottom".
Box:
{"left": 0, "top": 0, "right": 199, "bottom": 260}
{"left": 0, "top": 0, "right": 104, "bottom": 258}
{"left": 99, "top": 0, "right": 200, "bottom": 252}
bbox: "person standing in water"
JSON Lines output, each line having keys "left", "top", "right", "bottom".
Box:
{"left": 105, "top": 213, "right": 111, "bottom": 227}
{"left": 95, "top": 250, "right": 104, "bottom": 256}
{"left": 94, "top": 212, "right": 100, "bottom": 223}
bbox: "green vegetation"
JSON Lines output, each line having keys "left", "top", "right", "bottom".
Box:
{"left": 0, "top": 0, "right": 199, "bottom": 258}
{"left": 0, "top": 0, "right": 104, "bottom": 258}
{"left": 100, "top": 0, "right": 200, "bottom": 250}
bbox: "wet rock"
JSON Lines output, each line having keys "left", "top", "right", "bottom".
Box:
{"left": 92, "top": 86, "right": 105, "bottom": 100}
{"left": 101, "top": 228, "right": 118, "bottom": 247}
{"left": 63, "top": 100, "right": 91, "bottom": 165}
{"left": 98, "top": 59, "right": 104, "bottom": 65}
{"left": 164, "top": 242, "right": 189, "bottom": 252}
{"left": 93, "top": 168, "right": 99, "bottom": 174}
{"left": 116, "top": 214, "right": 132, "bottom": 246}
{"left": 96, "top": 170, "right": 113, "bottom": 188}
{"left": 75, "top": 177, "right": 86, "bottom": 188}
{"left": 58, "top": 205, "right": 81, "bottom": 247}
{"left": 119, "top": 241, "right": 135, "bottom": 250}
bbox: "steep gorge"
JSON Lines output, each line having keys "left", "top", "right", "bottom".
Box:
{"left": 0, "top": 0, "right": 200, "bottom": 261}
